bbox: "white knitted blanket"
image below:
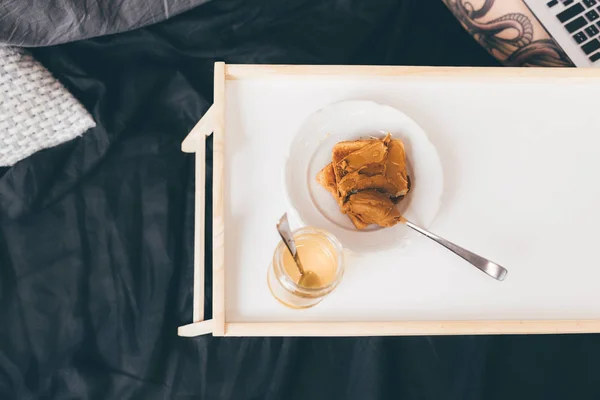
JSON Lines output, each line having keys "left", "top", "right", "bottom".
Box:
{"left": 0, "top": 47, "right": 95, "bottom": 167}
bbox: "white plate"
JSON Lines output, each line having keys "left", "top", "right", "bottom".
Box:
{"left": 284, "top": 100, "right": 443, "bottom": 252}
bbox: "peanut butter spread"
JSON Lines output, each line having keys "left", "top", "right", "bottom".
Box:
{"left": 342, "top": 191, "right": 404, "bottom": 228}
{"left": 316, "top": 133, "right": 410, "bottom": 230}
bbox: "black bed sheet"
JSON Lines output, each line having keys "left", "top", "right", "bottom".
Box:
{"left": 2, "top": 0, "right": 600, "bottom": 399}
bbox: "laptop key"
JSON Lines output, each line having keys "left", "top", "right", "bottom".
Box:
{"left": 586, "top": 25, "right": 600, "bottom": 36}
{"left": 584, "top": 0, "right": 597, "bottom": 7}
{"left": 557, "top": 3, "right": 585, "bottom": 23}
{"left": 574, "top": 31, "right": 588, "bottom": 43}
{"left": 586, "top": 9, "right": 600, "bottom": 21}
{"left": 546, "top": 0, "right": 558, "bottom": 6}
{"left": 590, "top": 52, "right": 600, "bottom": 62}
{"left": 564, "top": 0, "right": 574, "bottom": 5}
{"left": 566, "top": 16, "right": 588, "bottom": 32}
{"left": 582, "top": 38, "right": 600, "bottom": 54}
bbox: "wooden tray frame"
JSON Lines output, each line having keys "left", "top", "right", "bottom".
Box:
{"left": 177, "top": 63, "right": 600, "bottom": 337}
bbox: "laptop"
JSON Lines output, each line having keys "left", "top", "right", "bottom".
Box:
{"left": 525, "top": 0, "right": 600, "bottom": 66}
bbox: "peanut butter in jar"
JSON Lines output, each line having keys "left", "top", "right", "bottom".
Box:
{"left": 267, "top": 228, "right": 344, "bottom": 309}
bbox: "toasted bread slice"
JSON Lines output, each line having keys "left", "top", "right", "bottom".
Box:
{"left": 316, "top": 163, "right": 338, "bottom": 200}
{"left": 318, "top": 134, "right": 410, "bottom": 230}
{"left": 342, "top": 190, "right": 402, "bottom": 228}
{"left": 333, "top": 137, "right": 409, "bottom": 200}
{"left": 384, "top": 138, "right": 410, "bottom": 197}
{"left": 316, "top": 163, "right": 369, "bottom": 229}
{"left": 331, "top": 140, "right": 373, "bottom": 192}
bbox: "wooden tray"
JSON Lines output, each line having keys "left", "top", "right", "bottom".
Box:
{"left": 177, "top": 63, "right": 600, "bottom": 337}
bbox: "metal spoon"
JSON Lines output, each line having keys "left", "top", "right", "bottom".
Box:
{"left": 276, "top": 214, "right": 321, "bottom": 288}
{"left": 401, "top": 218, "right": 508, "bottom": 281}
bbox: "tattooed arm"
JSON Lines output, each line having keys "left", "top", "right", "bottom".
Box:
{"left": 442, "top": 0, "right": 574, "bottom": 67}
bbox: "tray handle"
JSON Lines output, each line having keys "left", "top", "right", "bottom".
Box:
{"left": 178, "top": 105, "right": 215, "bottom": 337}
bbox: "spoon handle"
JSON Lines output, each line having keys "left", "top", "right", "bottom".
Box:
{"left": 276, "top": 214, "right": 306, "bottom": 275}
{"left": 404, "top": 220, "right": 508, "bottom": 281}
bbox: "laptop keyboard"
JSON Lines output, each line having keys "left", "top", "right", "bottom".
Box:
{"left": 548, "top": 0, "right": 600, "bottom": 62}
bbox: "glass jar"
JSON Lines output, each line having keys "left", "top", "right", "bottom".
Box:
{"left": 267, "top": 227, "right": 344, "bottom": 309}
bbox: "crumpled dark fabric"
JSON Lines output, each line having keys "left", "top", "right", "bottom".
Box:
{"left": 0, "top": 0, "right": 206, "bottom": 46}
{"left": 2, "top": 0, "right": 600, "bottom": 399}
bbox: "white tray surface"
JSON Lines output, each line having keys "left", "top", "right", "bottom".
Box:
{"left": 224, "top": 75, "right": 600, "bottom": 322}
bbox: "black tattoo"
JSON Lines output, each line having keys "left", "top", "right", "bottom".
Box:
{"left": 443, "top": 0, "right": 574, "bottom": 67}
